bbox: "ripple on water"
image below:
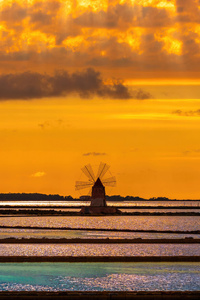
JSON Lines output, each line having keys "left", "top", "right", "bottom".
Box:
{"left": 0, "top": 244, "right": 199, "bottom": 257}
{"left": 0, "top": 262, "right": 200, "bottom": 291}
{"left": 0, "top": 216, "right": 199, "bottom": 231}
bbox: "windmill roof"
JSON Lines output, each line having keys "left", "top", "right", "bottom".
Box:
{"left": 93, "top": 177, "right": 104, "bottom": 187}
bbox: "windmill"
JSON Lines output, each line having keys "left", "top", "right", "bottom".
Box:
{"left": 75, "top": 162, "right": 116, "bottom": 207}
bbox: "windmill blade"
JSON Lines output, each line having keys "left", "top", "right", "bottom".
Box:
{"left": 81, "top": 164, "right": 95, "bottom": 182}
{"left": 75, "top": 181, "right": 93, "bottom": 191}
{"left": 97, "top": 162, "right": 110, "bottom": 180}
{"left": 102, "top": 176, "right": 116, "bottom": 187}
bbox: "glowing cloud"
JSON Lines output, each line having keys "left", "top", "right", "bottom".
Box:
{"left": 31, "top": 171, "right": 46, "bottom": 178}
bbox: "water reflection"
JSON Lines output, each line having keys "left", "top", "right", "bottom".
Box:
{"left": 0, "top": 200, "right": 200, "bottom": 207}
{"left": 0, "top": 228, "right": 199, "bottom": 239}
{"left": 0, "top": 216, "right": 199, "bottom": 231}
{"left": 0, "top": 244, "right": 199, "bottom": 257}
{"left": 0, "top": 262, "right": 199, "bottom": 291}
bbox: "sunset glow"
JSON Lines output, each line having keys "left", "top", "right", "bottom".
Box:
{"left": 1, "top": 0, "right": 200, "bottom": 199}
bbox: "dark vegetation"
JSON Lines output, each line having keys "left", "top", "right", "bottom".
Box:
{"left": 0, "top": 209, "right": 199, "bottom": 216}
{"left": 0, "top": 193, "right": 73, "bottom": 201}
{"left": 0, "top": 193, "right": 199, "bottom": 201}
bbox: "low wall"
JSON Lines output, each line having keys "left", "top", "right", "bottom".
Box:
{"left": 0, "top": 256, "right": 200, "bottom": 262}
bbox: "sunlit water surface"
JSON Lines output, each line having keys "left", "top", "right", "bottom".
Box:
{"left": 0, "top": 216, "right": 199, "bottom": 231}
{"left": 0, "top": 262, "right": 199, "bottom": 291}
{"left": 0, "top": 244, "right": 199, "bottom": 256}
{"left": 0, "top": 200, "right": 200, "bottom": 207}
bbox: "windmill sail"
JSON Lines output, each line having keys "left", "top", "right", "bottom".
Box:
{"left": 75, "top": 162, "right": 116, "bottom": 193}
{"left": 75, "top": 181, "right": 94, "bottom": 190}
{"left": 97, "top": 162, "right": 110, "bottom": 180}
{"left": 102, "top": 176, "right": 116, "bottom": 187}
{"left": 81, "top": 164, "right": 95, "bottom": 182}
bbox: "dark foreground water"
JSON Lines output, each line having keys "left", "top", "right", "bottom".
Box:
{"left": 0, "top": 262, "right": 199, "bottom": 291}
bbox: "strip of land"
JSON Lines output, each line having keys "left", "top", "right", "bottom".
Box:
{"left": 0, "top": 256, "right": 199, "bottom": 262}
{"left": 0, "top": 210, "right": 200, "bottom": 216}
{"left": 0, "top": 238, "right": 199, "bottom": 244}
{"left": 1, "top": 205, "right": 199, "bottom": 209}
{"left": 0, "top": 291, "right": 199, "bottom": 300}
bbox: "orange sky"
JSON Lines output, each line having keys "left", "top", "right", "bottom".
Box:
{"left": 1, "top": 0, "right": 200, "bottom": 199}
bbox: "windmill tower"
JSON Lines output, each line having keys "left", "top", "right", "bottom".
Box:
{"left": 75, "top": 163, "right": 120, "bottom": 214}
{"left": 91, "top": 177, "right": 106, "bottom": 207}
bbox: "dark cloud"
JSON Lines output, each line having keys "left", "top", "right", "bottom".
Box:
{"left": 182, "top": 149, "right": 200, "bottom": 156}
{"left": 30, "top": 11, "right": 53, "bottom": 26}
{"left": 74, "top": 4, "right": 171, "bottom": 29}
{"left": 0, "top": 51, "right": 32, "bottom": 62}
{"left": 38, "top": 121, "right": 50, "bottom": 129}
{"left": 137, "top": 6, "right": 172, "bottom": 28}
{"left": 0, "top": 2, "right": 27, "bottom": 23}
{"left": 74, "top": 4, "right": 135, "bottom": 29}
{"left": 0, "top": 68, "right": 131, "bottom": 100}
{"left": 175, "top": 0, "right": 200, "bottom": 23}
{"left": 83, "top": 152, "right": 107, "bottom": 156}
{"left": 38, "top": 119, "right": 64, "bottom": 129}
{"left": 133, "top": 89, "right": 153, "bottom": 100}
{"left": 172, "top": 109, "right": 200, "bottom": 116}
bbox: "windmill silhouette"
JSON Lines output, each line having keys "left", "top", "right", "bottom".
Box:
{"left": 76, "top": 163, "right": 117, "bottom": 211}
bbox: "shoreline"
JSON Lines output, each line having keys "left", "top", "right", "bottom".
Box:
{"left": 1, "top": 205, "right": 200, "bottom": 209}
{"left": 0, "top": 211, "right": 200, "bottom": 216}
{"left": 0, "top": 238, "right": 200, "bottom": 244}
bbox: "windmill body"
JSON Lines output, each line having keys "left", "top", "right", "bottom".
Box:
{"left": 90, "top": 177, "right": 107, "bottom": 207}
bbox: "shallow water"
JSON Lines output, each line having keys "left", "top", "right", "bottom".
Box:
{"left": 0, "top": 215, "right": 199, "bottom": 231}
{"left": 0, "top": 243, "right": 199, "bottom": 257}
{"left": 0, "top": 262, "right": 199, "bottom": 291}
{"left": 0, "top": 228, "right": 200, "bottom": 239}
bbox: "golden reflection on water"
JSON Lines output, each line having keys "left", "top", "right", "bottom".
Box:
{"left": 0, "top": 216, "right": 199, "bottom": 231}
{"left": 0, "top": 244, "right": 199, "bottom": 257}
{"left": 0, "top": 262, "right": 200, "bottom": 291}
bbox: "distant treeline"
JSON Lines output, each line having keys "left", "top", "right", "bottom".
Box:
{"left": 0, "top": 193, "right": 73, "bottom": 201}
{"left": 0, "top": 193, "right": 198, "bottom": 201}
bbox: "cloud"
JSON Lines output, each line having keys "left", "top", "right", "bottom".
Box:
{"left": 83, "top": 152, "right": 107, "bottom": 156}
{"left": 74, "top": 4, "right": 171, "bottom": 29}
{"left": 38, "top": 119, "right": 64, "bottom": 129}
{"left": 172, "top": 109, "right": 200, "bottom": 116}
{"left": 74, "top": 3, "right": 135, "bottom": 29}
{"left": 38, "top": 121, "right": 50, "bottom": 129}
{"left": 0, "top": 68, "right": 131, "bottom": 100}
{"left": 182, "top": 149, "right": 200, "bottom": 156}
{"left": 31, "top": 171, "right": 46, "bottom": 178}
{"left": 1, "top": 0, "right": 200, "bottom": 76}
{"left": 133, "top": 89, "right": 153, "bottom": 100}
{"left": 175, "top": 0, "right": 200, "bottom": 23}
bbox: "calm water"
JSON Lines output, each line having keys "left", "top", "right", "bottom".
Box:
{"left": 0, "top": 215, "right": 199, "bottom": 257}
{"left": 0, "top": 262, "right": 199, "bottom": 291}
{"left": 0, "top": 200, "right": 200, "bottom": 207}
{"left": 0, "top": 243, "right": 199, "bottom": 256}
{"left": 0, "top": 215, "right": 199, "bottom": 231}
{"left": 0, "top": 228, "right": 200, "bottom": 239}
